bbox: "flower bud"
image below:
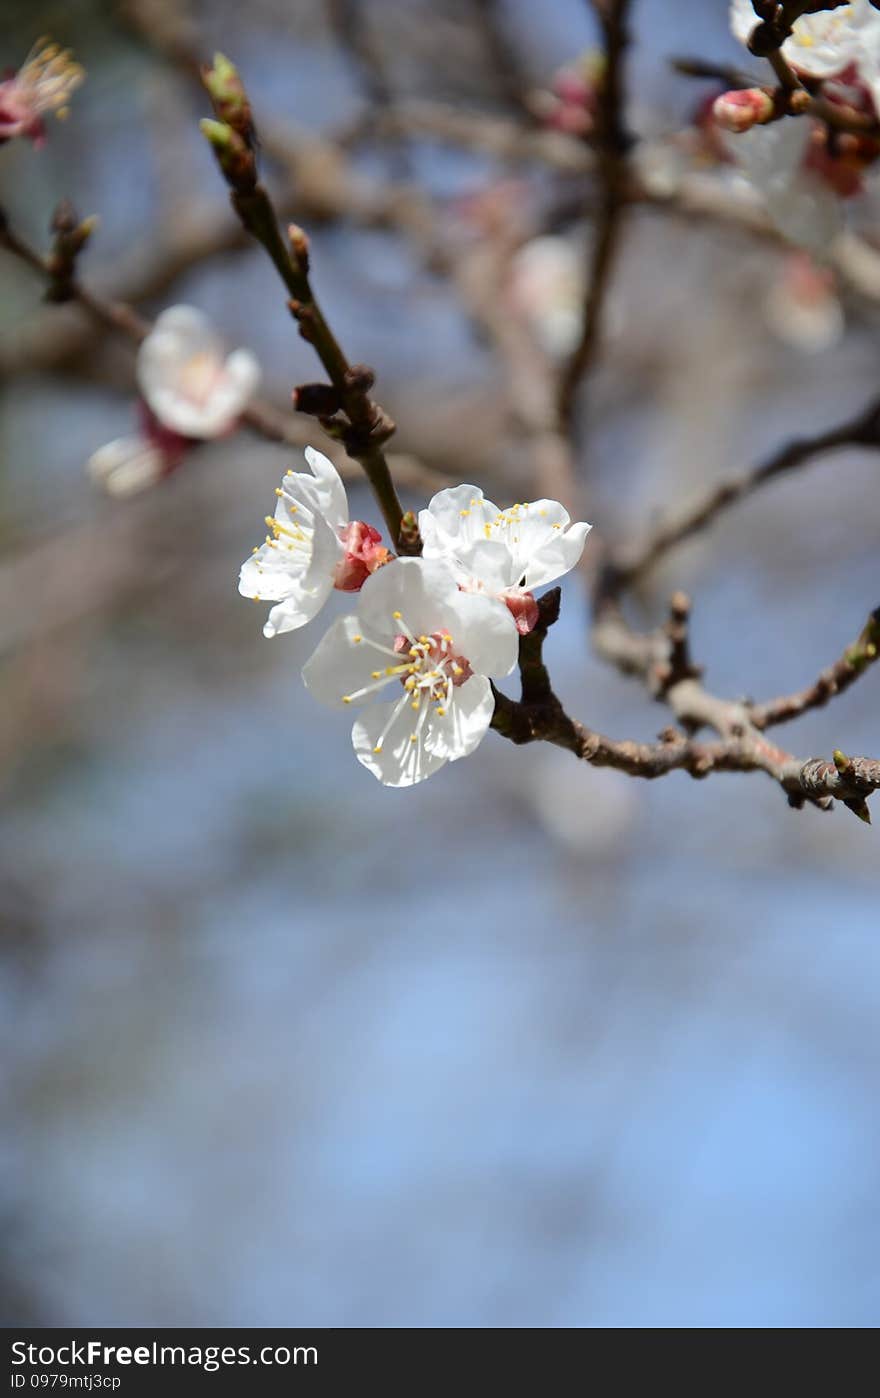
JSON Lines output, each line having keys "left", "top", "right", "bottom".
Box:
{"left": 397, "top": 510, "right": 421, "bottom": 555}
{"left": 333, "top": 521, "right": 391, "bottom": 591}
{"left": 201, "top": 52, "right": 253, "bottom": 145}
{"left": 712, "top": 87, "right": 774, "bottom": 133}
{"left": 199, "top": 118, "right": 256, "bottom": 191}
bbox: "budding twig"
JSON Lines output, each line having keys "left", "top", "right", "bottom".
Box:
{"left": 750, "top": 608, "right": 880, "bottom": 728}
{"left": 199, "top": 55, "right": 409, "bottom": 548}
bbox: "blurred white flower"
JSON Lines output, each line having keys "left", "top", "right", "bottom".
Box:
{"left": 303, "top": 557, "right": 519, "bottom": 787}
{"left": 764, "top": 251, "right": 844, "bottom": 351}
{"left": 731, "top": 0, "right": 880, "bottom": 118}
{"left": 730, "top": 0, "right": 880, "bottom": 81}
{"left": 239, "top": 447, "right": 391, "bottom": 638}
{"left": 86, "top": 436, "right": 167, "bottom": 497}
{"left": 508, "top": 236, "right": 584, "bottom": 357}
{"left": 419, "top": 485, "right": 591, "bottom": 634}
{"left": 137, "top": 306, "right": 260, "bottom": 438}
{"left": 728, "top": 118, "right": 843, "bottom": 254}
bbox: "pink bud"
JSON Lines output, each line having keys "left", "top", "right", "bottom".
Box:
{"left": 712, "top": 88, "right": 774, "bottom": 134}
{"left": 503, "top": 588, "right": 540, "bottom": 636}
{"left": 333, "top": 521, "right": 391, "bottom": 592}
{"left": 552, "top": 67, "right": 591, "bottom": 107}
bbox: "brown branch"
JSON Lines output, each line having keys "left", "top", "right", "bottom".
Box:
{"left": 200, "top": 104, "right": 407, "bottom": 547}
{"left": 611, "top": 398, "right": 880, "bottom": 588}
{"left": 0, "top": 212, "right": 446, "bottom": 496}
{"left": 557, "top": 0, "right": 632, "bottom": 430}
{"left": 368, "top": 99, "right": 880, "bottom": 302}
{"left": 492, "top": 589, "right": 880, "bottom": 817}
{"left": 750, "top": 607, "right": 880, "bottom": 729}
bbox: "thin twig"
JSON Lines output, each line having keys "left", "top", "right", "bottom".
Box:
{"left": 492, "top": 591, "right": 880, "bottom": 816}
{"left": 0, "top": 212, "right": 446, "bottom": 494}
{"left": 612, "top": 400, "right": 880, "bottom": 588}
{"left": 557, "top": 0, "right": 632, "bottom": 429}
{"left": 750, "top": 608, "right": 880, "bottom": 729}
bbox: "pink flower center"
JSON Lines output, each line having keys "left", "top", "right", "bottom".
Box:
{"left": 392, "top": 630, "right": 473, "bottom": 695}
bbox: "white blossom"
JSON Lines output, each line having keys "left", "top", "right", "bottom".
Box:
{"left": 239, "top": 447, "right": 365, "bottom": 638}
{"left": 302, "top": 557, "right": 519, "bottom": 787}
{"left": 419, "top": 485, "right": 591, "bottom": 632}
{"left": 730, "top": 0, "right": 880, "bottom": 81}
{"left": 137, "top": 305, "right": 260, "bottom": 438}
{"left": 764, "top": 252, "right": 844, "bottom": 351}
{"left": 508, "top": 236, "right": 584, "bottom": 357}
{"left": 730, "top": 0, "right": 880, "bottom": 114}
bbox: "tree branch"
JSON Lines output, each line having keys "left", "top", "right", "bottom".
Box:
{"left": 0, "top": 211, "right": 446, "bottom": 495}
{"left": 750, "top": 607, "right": 880, "bottom": 728}
{"left": 557, "top": 0, "right": 632, "bottom": 429}
{"left": 492, "top": 588, "right": 879, "bottom": 819}
{"left": 611, "top": 397, "right": 880, "bottom": 587}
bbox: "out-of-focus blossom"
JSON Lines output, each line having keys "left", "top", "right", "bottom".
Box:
{"left": 731, "top": 1, "right": 880, "bottom": 111}
{"left": 303, "top": 557, "right": 518, "bottom": 787}
{"left": 239, "top": 448, "right": 391, "bottom": 639}
{"left": 0, "top": 38, "right": 83, "bottom": 147}
{"left": 764, "top": 251, "right": 844, "bottom": 351}
{"left": 509, "top": 235, "right": 584, "bottom": 358}
{"left": 727, "top": 117, "right": 844, "bottom": 254}
{"left": 86, "top": 438, "right": 167, "bottom": 498}
{"left": 137, "top": 306, "right": 260, "bottom": 439}
{"left": 86, "top": 407, "right": 192, "bottom": 498}
{"left": 531, "top": 52, "right": 602, "bottom": 137}
{"left": 420, "top": 485, "right": 591, "bottom": 635}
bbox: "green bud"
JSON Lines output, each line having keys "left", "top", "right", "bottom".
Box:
{"left": 202, "top": 52, "right": 253, "bottom": 143}
{"left": 397, "top": 510, "right": 422, "bottom": 555}
{"left": 199, "top": 118, "right": 256, "bottom": 191}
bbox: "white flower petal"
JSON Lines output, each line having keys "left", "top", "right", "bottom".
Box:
{"left": 262, "top": 584, "right": 334, "bottom": 638}
{"left": 440, "top": 589, "right": 519, "bottom": 678}
{"left": 352, "top": 695, "right": 450, "bottom": 787}
{"left": 731, "top": 0, "right": 880, "bottom": 76}
{"left": 524, "top": 519, "right": 592, "bottom": 589}
{"left": 302, "top": 446, "right": 349, "bottom": 528}
{"left": 148, "top": 305, "right": 221, "bottom": 353}
{"left": 356, "top": 557, "right": 459, "bottom": 641}
{"left": 192, "top": 348, "right": 260, "bottom": 437}
{"left": 223, "top": 347, "right": 262, "bottom": 402}
{"left": 730, "top": 120, "right": 843, "bottom": 256}
{"left": 302, "top": 614, "right": 399, "bottom": 709}
{"left": 136, "top": 305, "right": 258, "bottom": 437}
{"left": 422, "top": 674, "right": 494, "bottom": 762}
{"left": 452, "top": 538, "right": 520, "bottom": 591}
{"left": 729, "top": 0, "right": 758, "bottom": 46}
{"left": 239, "top": 506, "right": 342, "bottom": 637}
{"left": 419, "top": 484, "right": 500, "bottom": 553}
{"left": 86, "top": 436, "right": 165, "bottom": 496}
